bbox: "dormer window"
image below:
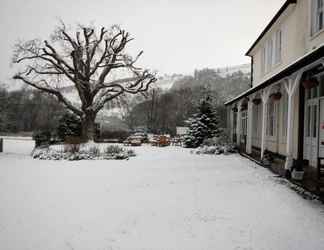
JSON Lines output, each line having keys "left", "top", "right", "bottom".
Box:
{"left": 312, "top": 0, "right": 324, "bottom": 35}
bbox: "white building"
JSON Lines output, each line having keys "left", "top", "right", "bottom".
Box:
{"left": 225, "top": 0, "right": 324, "bottom": 187}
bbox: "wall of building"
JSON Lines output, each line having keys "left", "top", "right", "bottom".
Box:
{"left": 249, "top": 82, "right": 300, "bottom": 159}
{"left": 251, "top": 0, "right": 324, "bottom": 88}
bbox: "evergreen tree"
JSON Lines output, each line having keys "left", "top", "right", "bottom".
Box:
{"left": 184, "top": 95, "right": 220, "bottom": 148}
{"left": 57, "top": 112, "right": 82, "bottom": 141}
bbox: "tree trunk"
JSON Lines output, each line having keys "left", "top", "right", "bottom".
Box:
{"left": 81, "top": 112, "right": 96, "bottom": 142}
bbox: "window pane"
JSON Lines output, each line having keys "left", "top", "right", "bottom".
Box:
{"left": 307, "top": 106, "right": 311, "bottom": 137}
{"left": 282, "top": 94, "right": 288, "bottom": 137}
{"left": 313, "top": 105, "right": 317, "bottom": 138}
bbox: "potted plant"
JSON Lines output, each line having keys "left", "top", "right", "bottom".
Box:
{"left": 240, "top": 103, "right": 248, "bottom": 111}
{"left": 269, "top": 92, "right": 282, "bottom": 101}
{"left": 302, "top": 77, "right": 319, "bottom": 90}
{"left": 252, "top": 98, "right": 261, "bottom": 105}
{"left": 262, "top": 149, "right": 273, "bottom": 167}
{"left": 291, "top": 164, "right": 305, "bottom": 181}
{"left": 232, "top": 107, "right": 238, "bottom": 112}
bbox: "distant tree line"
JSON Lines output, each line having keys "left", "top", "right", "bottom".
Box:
{"left": 123, "top": 68, "right": 250, "bottom": 135}
{"left": 0, "top": 87, "right": 65, "bottom": 134}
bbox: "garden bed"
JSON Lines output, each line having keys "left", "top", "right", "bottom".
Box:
{"left": 32, "top": 143, "right": 136, "bottom": 161}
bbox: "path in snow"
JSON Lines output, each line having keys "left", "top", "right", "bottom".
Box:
{"left": 1, "top": 139, "right": 324, "bottom": 250}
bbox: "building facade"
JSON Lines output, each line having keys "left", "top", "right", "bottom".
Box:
{"left": 225, "top": 0, "right": 324, "bottom": 177}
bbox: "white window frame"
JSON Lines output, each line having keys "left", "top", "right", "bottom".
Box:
{"left": 261, "top": 46, "right": 266, "bottom": 75}
{"left": 311, "top": 0, "right": 324, "bottom": 36}
{"left": 266, "top": 38, "right": 273, "bottom": 72}
{"left": 281, "top": 91, "right": 288, "bottom": 139}
{"left": 266, "top": 100, "right": 277, "bottom": 139}
{"left": 260, "top": 28, "right": 282, "bottom": 76}
{"left": 274, "top": 29, "right": 282, "bottom": 65}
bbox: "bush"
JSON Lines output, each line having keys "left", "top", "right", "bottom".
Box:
{"left": 57, "top": 112, "right": 82, "bottom": 141}
{"left": 126, "top": 149, "right": 136, "bottom": 157}
{"left": 64, "top": 144, "right": 80, "bottom": 154}
{"left": 33, "top": 130, "right": 51, "bottom": 147}
{"left": 32, "top": 143, "right": 136, "bottom": 161}
{"left": 104, "top": 145, "right": 124, "bottom": 155}
{"left": 89, "top": 145, "right": 100, "bottom": 157}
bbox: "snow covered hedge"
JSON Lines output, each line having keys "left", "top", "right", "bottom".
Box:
{"left": 192, "top": 144, "right": 237, "bottom": 155}
{"left": 32, "top": 144, "right": 136, "bottom": 161}
{"left": 191, "top": 136, "right": 237, "bottom": 155}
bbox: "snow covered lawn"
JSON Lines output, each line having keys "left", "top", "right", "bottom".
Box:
{"left": 1, "top": 139, "right": 324, "bottom": 250}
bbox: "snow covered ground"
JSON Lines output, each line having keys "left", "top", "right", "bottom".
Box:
{"left": 1, "top": 139, "right": 324, "bottom": 250}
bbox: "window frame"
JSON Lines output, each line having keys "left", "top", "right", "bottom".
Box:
{"left": 311, "top": 0, "right": 324, "bottom": 36}
{"left": 266, "top": 100, "right": 277, "bottom": 139}
{"left": 260, "top": 28, "right": 282, "bottom": 76}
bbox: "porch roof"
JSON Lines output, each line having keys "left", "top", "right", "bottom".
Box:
{"left": 225, "top": 44, "right": 324, "bottom": 106}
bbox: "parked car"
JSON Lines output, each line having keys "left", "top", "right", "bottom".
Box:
{"left": 150, "top": 135, "right": 171, "bottom": 147}
{"left": 123, "top": 136, "right": 142, "bottom": 146}
{"left": 133, "top": 132, "right": 148, "bottom": 143}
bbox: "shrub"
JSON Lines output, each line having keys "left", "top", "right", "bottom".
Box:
{"left": 57, "top": 112, "right": 82, "bottom": 141}
{"left": 104, "top": 145, "right": 124, "bottom": 155}
{"left": 127, "top": 149, "right": 136, "bottom": 157}
{"left": 89, "top": 145, "right": 100, "bottom": 157}
{"left": 64, "top": 144, "right": 80, "bottom": 154}
{"left": 33, "top": 130, "right": 51, "bottom": 147}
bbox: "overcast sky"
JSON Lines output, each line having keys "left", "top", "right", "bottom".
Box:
{"left": 0, "top": 0, "right": 285, "bottom": 85}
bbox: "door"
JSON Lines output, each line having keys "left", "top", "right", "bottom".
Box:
{"left": 240, "top": 110, "right": 248, "bottom": 152}
{"left": 304, "top": 98, "right": 319, "bottom": 166}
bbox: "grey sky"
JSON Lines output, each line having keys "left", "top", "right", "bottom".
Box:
{"left": 0, "top": 0, "right": 285, "bottom": 84}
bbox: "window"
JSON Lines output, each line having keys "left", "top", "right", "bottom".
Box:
{"left": 307, "top": 105, "right": 311, "bottom": 137}
{"left": 274, "top": 29, "right": 282, "bottom": 64}
{"left": 233, "top": 112, "right": 237, "bottom": 134}
{"left": 281, "top": 92, "right": 288, "bottom": 137}
{"left": 261, "top": 47, "right": 266, "bottom": 75}
{"left": 267, "top": 101, "right": 276, "bottom": 137}
{"left": 241, "top": 111, "right": 248, "bottom": 136}
{"left": 312, "top": 0, "right": 324, "bottom": 35}
{"left": 260, "top": 28, "right": 282, "bottom": 75}
{"left": 312, "top": 105, "right": 318, "bottom": 138}
{"left": 267, "top": 39, "right": 273, "bottom": 71}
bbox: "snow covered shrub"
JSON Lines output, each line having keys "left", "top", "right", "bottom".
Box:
{"left": 127, "top": 149, "right": 136, "bottom": 157}
{"left": 32, "top": 142, "right": 136, "bottom": 161}
{"left": 104, "top": 145, "right": 124, "bottom": 155}
{"left": 33, "top": 130, "right": 51, "bottom": 147}
{"left": 89, "top": 145, "right": 100, "bottom": 157}
{"left": 63, "top": 137, "right": 83, "bottom": 154}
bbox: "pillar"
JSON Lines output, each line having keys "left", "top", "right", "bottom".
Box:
{"left": 246, "top": 98, "right": 254, "bottom": 154}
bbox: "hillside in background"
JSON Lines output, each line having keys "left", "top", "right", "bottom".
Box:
{"left": 124, "top": 64, "right": 251, "bottom": 134}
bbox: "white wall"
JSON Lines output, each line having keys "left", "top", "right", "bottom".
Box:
{"left": 251, "top": 0, "right": 324, "bottom": 87}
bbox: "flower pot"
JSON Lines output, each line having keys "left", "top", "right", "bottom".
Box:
{"left": 252, "top": 98, "right": 261, "bottom": 105}
{"left": 270, "top": 92, "right": 282, "bottom": 101}
{"left": 291, "top": 169, "right": 305, "bottom": 181}
{"left": 240, "top": 104, "right": 247, "bottom": 111}
{"left": 302, "top": 78, "right": 319, "bottom": 89}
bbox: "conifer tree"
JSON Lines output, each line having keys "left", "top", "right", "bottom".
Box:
{"left": 184, "top": 95, "right": 220, "bottom": 148}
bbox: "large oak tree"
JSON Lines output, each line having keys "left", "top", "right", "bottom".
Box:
{"left": 12, "top": 22, "right": 156, "bottom": 141}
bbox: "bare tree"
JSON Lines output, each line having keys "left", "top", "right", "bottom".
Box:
{"left": 12, "top": 22, "right": 156, "bottom": 141}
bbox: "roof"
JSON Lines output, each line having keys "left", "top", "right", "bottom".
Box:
{"left": 225, "top": 44, "right": 324, "bottom": 106}
{"left": 245, "top": 0, "right": 297, "bottom": 56}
